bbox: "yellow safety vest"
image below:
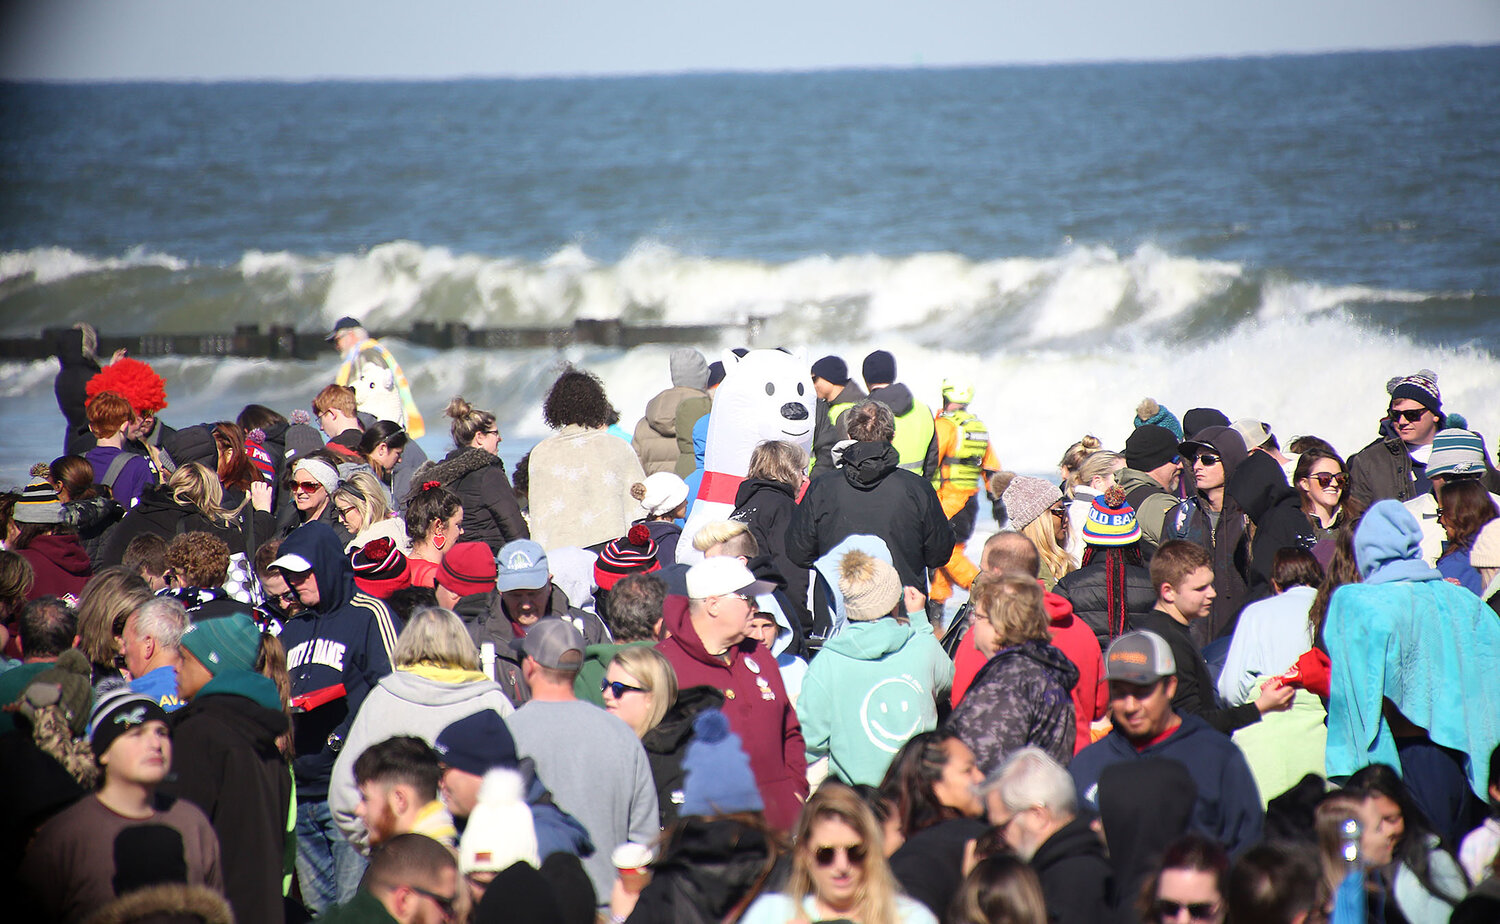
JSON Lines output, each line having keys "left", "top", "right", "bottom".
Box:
{"left": 934, "top": 409, "right": 991, "bottom": 491}
{"left": 891, "top": 400, "right": 936, "bottom": 473}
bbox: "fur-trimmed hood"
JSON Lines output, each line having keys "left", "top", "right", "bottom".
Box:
{"left": 411, "top": 445, "right": 503, "bottom": 492}
{"left": 83, "top": 883, "right": 234, "bottom": 924}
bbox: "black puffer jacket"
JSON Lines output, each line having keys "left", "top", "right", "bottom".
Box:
{"left": 1228, "top": 450, "right": 1318, "bottom": 585}
{"left": 731, "top": 478, "right": 810, "bottom": 633}
{"left": 99, "top": 486, "right": 276, "bottom": 566}
{"left": 785, "top": 441, "right": 954, "bottom": 591}
{"left": 1029, "top": 814, "right": 1113, "bottom": 924}
{"left": 625, "top": 816, "right": 781, "bottom": 924}
{"left": 641, "top": 686, "right": 725, "bottom": 828}
{"left": 412, "top": 447, "right": 527, "bottom": 553}
{"left": 1052, "top": 557, "right": 1158, "bottom": 649}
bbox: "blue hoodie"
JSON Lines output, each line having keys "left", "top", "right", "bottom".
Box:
{"left": 278, "top": 522, "right": 401, "bottom": 796}
{"left": 1325, "top": 499, "right": 1500, "bottom": 797}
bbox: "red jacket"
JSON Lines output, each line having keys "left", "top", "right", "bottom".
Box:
{"left": 19, "top": 534, "right": 93, "bottom": 603}
{"left": 656, "top": 596, "right": 808, "bottom": 830}
{"left": 951, "top": 590, "right": 1107, "bottom": 754}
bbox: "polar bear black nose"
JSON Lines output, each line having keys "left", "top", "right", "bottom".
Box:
{"left": 780, "top": 402, "right": 809, "bottom": 421}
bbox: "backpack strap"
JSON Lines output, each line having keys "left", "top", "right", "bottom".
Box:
{"left": 101, "top": 451, "right": 135, "bottom": 491}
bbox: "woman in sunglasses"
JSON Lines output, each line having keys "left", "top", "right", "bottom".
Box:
{"left": 1139, "top": 833, "right": 1228, "bottom": 924}
{"left": 334, "top": 471, "right": 409, "bottom": 554}
{"left": 604, "top": 645, "right": 724, "bottom": 828}
{"left": 741, "top": 782, "right": 936, "bottom": 924}
{"left": 1293, "top": 447, "right": 1350, "bottom": 547}
{"left": 1435, "top": 479, "right": 1499, "bottom": 595}
{"left": 279, "top": 454, "right": 346, "bottom": 542}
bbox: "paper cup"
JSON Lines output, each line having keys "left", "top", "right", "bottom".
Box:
{"left": 612, "top": 842, "right": 654, "bottom": 893}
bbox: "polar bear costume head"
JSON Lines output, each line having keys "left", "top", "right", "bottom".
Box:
{"left": 678, "top": 348, "right": 812, "bottom": 563}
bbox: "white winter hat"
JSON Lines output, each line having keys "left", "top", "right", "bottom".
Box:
{"left": 459, "top": 769, "right": 539, "bottom": 875}
{"left": 637, "top": 471, "right": 689, "bottom": 517}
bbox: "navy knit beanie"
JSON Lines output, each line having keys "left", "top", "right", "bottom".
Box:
{"left": 680, "top": 708, "right": 763, "bottom": 817}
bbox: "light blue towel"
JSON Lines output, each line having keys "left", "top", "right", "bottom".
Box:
{"left": 1324, "top": 578, "right": 1500, "bottom": 797}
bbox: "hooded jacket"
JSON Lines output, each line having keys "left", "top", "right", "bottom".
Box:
{"left": 949, "top": 591, "right": 1107, "bottom": 755}
{"left": 655, "top": 596, "right": 808, "bottom": 831}
{"left": 98, "top": 485, "right": 275, "bottom": 567}
{"left": 641, "top": 685, "right": 726, "bottom": 828}
{"left": 946, "top": 638, "right": 1079, "bottom": 774}
{"left": 329, "top": 663, "right": 516, "bottom": 844}
{"left": 17, "top": 534, "right": 92, "bottom": 601}
{"left": 1052, "top": 557, "right": 1158, "bottom": 650}
{"left": 1323, "top": 500, "right": 1500, "bottom": 798}
{"left": 634, "top": 385, "right": 707, "bottom": 476}
{"left": 277, "top": 522, "right": 401, "bottom": 797}
{"left": 1227, "top": 450, "right": 1317, "bottom": 585}
{"left": 1070, "top": 712, "right": 1265, "bottom": 857}
{"left": 1028, "top": 814, "right": 1112, "bottom": 924}
{"left": 161, "top": 670, "right": 292, "bottom": 924}
{"left": 785, "top": 440, "right": 954, "bottom": 592}
{"left": 624, "top": 816, "right": 780, "bottom": 924}
{"left": 1165, "top": 428, "right": 1262, "bottom": 645}
{"left": 411, "top": 446, "right": 527, "bottom": 553}
{"left": 865, "top": 382, "right": 939, "bottom": 480}
{"left": 797, "top": 617, "right": 953, "bottom": 786}
{"left": 731, "top": 477, "right": 811, "bottom": 633}
{"left": 461, "top": 587, "right": 611, "bottom": 707}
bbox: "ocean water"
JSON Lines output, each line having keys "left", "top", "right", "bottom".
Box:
{"left": 2, "top": 46, "right": 1498, "bottom": 487}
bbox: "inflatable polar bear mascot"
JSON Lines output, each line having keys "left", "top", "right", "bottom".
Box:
{"left": 677, "top": 347, "right": 813, "bottom": 565}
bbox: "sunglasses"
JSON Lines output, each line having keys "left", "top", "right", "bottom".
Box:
{"left": 602, "top": 679, "right": 647, "bottom": 699}
{"left": 1048, "top": 504, "right": 1068, "bottom": 519}
{"left": 1389, "top": 407, "right": 1429, "bottom": 423}
{"left": 406, "top": 884, "right": 457, "bottom": 919}
{"left": 1309, "top": 472, "right": 1347, "bottom": 489}
{"left": 290, "top": 481, "right": 324, "bottom": 495}
{"left": 813, "top": 843, "right": 868, "bottom": 867}
{"left": 269, "top": 589, "right": 298, "bottom": 605}
{"left": 1194, "top": 453, "right": 1222, "bottom": 467}
{"left": 335, "top": 506, "right": 359, "bottom": 519}
{"left": 1153, "top": 899, "right": 1220, "bottom": 921}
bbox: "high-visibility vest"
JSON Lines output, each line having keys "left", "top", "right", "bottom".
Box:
{"left": 934, "top": 409, "right": 991, "bottom": 491}
{"left": 891, "top": 400, "right": 936, "bottom": 473}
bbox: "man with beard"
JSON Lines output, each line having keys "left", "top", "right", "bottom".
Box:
{"left": 353, "top": 736, "right": 455, "bottom": 849}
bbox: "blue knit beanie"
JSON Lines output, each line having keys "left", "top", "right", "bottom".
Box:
{"left": 1133, "top": 398, "right": 1183, "bottom": 441}
{"left": 680, "top": 708, "right": 763, "bottom": 817}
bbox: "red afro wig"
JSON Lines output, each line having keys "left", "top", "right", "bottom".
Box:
{"left": 86, "top": 357, "right": 168, "bottom": 415}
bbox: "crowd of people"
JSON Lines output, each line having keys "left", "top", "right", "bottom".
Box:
{"left": 3, "top": 323, "right": 1500, "bottom": 924}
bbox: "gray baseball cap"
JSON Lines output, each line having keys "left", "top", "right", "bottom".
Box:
{"left": 512, "top": 618, "right": 585, "bottom": 671}
{"left": 1104, "top": 630, "right": 1177, "bottom": 685}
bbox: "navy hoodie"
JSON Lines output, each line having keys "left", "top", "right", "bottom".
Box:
{"left": 278, "top": 522, "right": 401, "bottom": 796}
{"left": 1069, "top": 712, "right": 1264, "bottom": 856}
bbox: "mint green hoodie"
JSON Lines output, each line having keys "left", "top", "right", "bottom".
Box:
{"left": 796, "top": 618, "right": 954, "bottom": 786}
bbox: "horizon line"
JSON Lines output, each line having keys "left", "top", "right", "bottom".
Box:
{"left": 4, "top": 40, "right": 1495, "bottom": 86}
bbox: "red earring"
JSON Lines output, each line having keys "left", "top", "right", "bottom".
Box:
{"left": 433, "top": 532, "right": 447, "bottom": 551}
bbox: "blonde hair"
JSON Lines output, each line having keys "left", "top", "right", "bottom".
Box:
{"left": 746, "top": 441, "right": 807, "bottom": 487}
{"left": 786, "top": 783, "right": 901, "bottom": 924}
{"left": 1021, "top": 516, "right": 1075, "bottom": 586}
{"left": 1057, "top": 435, "right": 1103, "bottom": 491}
{"left": 76, "top": 567, "right": 154, "bottom": 668}
{"left": 168, "top": 462, "right": 240, "bottom": 523}
{"left": 691, "top": 519, "right": 759, "bottom": 557}
{"left": 334, "top": 471, "right": 392, "bottom": 528}
{"left": 1071, "top": 451, "right": 1121, "bottom": 489}
{"left": 391, "top": 607, "right": 480, "bottom": 671}
{"left": 611, "top": 646, "right": 678, "bottom": 735}
{"left": 446, "top": 395, "right": 497, "bottom": 449}
{"left": 970, "top": 573, "right": 1051, "bottom": 647}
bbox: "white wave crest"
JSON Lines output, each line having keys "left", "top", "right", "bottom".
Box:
{"left": 0, "top": 246, "right": 187, "bottom": 286}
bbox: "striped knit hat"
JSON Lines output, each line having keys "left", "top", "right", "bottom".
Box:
{"left": 1426, "top": 429, "right": 1486, "bottom": 478}
{"left": 13, "top": 480, "right": 64, "bottom": 525}
{"left": 351, "top": 537, "right": 411, "bottom": 598}
{"left": 1082, "top": 486, "right": 1141, "bottom": 546}
{"left": 594, "top": 524, "right": 660, "bottom": 591}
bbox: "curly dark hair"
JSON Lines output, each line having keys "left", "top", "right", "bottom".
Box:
{"left": 542, "top": 366, "right": 615, "bottom": 430}
{"left": 404, "top": 482, "right": 462, "bottom": 541}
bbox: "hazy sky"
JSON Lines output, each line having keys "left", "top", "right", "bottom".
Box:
{"left": 2, "top": 0, "right": 1498, "bottom": 80}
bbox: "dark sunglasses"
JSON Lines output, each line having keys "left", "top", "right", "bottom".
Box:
{"left": 406, "top": 884, "right": 457, "bottom": 919}
{"left": 270, "top": 589, "right": 298, "bottom": 605}
{"left": 1194, "top": 453, "right": 1222, "bottom": 467}
{"left": 1388, "top": 407, "right": 1429, "bottom": 423}
{"left": 290, "top": 481, "right": 324, "bottom": 494}
{"left": 602, "top": 679, "right": 647, "bottom": 699}
{"left": 1048, "top": 504, "right": 1068, "bottom": 519}
{"left": 1309, "top": 472, "right": 1347, "bottom": 489}
{"left": 1153, "top": 898, "right": 1220, "bottom": 921}
{"left": 813, "top": 843, "right": 868, "bottom": 867}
